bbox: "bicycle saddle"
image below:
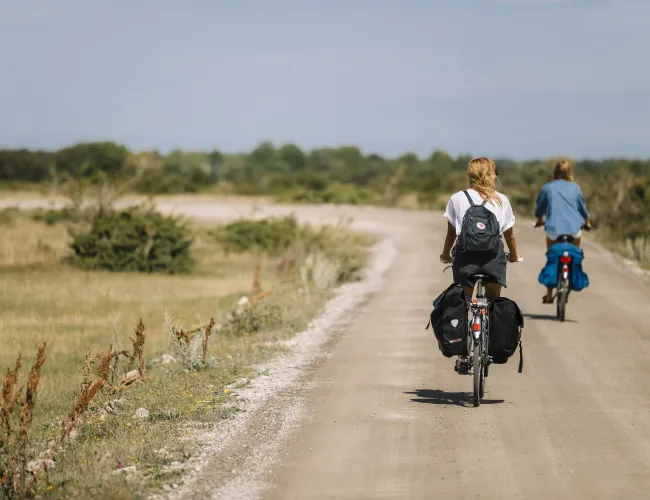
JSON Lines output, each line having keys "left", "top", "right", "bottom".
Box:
{"left": 468, "top": 273, "right": 499, "bottom": 284}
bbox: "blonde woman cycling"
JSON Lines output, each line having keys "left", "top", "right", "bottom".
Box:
{"left": 439, "top": 157, "right": 522, "bottom": 374}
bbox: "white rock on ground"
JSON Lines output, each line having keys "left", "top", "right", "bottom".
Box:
{"left": 112, "top": 465, "right": 137, "bottom": 476}
{"left": 133, "top": 408, "right": 150, "bottom": 420}
{"left": 161, "top": 353, "right": 176, "bottom": 365}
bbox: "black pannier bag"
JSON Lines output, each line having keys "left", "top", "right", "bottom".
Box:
{"left": 426, "top": 284, "right": 469, "bottom": 357}
{"left": 488, "top": 297, "right": 524, "bottom": 372}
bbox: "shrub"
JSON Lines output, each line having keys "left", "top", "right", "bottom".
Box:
{"left": 30, "top": 206, "right": 82, "bottom": 226}
{"left": 69, "top": 207, "right": 195, "bottom": 274}
{"left": 299, "top": 253, "right": 339, "bottom": 291}
{"left": 213, "top": 216, "right": 299, "bottom": 256}
{"left": 279, "top": 183, "right": 375, "bottom": 205}
{"left": 224, "top": 302, "right": 284, "bottom": 337}
{"left": 163, "top": 313, "right": 218, "bottom": 371}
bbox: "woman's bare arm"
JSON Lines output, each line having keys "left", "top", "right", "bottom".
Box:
{"left": 440, "top": 222, "right": 456, "bottom": 263}
{"left": 503, "top": 227, "right": 520, "bottom": 263}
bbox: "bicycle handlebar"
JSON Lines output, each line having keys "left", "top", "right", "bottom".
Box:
{"left": 534, "top": 220, "right": 592, "bottom": 232}
{"left": 439, "top": 253, "right": 523, "bottom": 265}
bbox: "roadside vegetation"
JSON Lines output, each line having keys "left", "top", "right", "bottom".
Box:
{"left": 0, "top": 184, "right": 374, "bottom": 499}
{"left": 1, "top": 142, "right": 649, "bottom": 266}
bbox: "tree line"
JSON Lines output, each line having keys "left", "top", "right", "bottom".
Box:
{"left": 1, "top": 141, "right": 649, "bottom": 262}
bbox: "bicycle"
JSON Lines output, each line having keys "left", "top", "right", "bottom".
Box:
{"left": 534, "top": 222, "right": 591, "bottom": 322}
{"left": 441, "top": 253, "right": 522, "bottom": 407}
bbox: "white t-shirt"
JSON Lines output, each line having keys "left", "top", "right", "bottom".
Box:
{"left": 444, "top": 188, "right": 516, "bottom": 236}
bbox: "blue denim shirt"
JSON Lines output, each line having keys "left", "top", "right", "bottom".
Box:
{"left": 535, "top": 180, "right": 589, "bottom": 236}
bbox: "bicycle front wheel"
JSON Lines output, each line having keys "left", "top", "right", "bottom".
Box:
{"left": 473, "top": 340, "right": 482, "bottom": 407}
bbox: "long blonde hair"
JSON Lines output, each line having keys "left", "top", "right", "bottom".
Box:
{"left": 468, "top": 157, "right": 502, "bottom": 207}
{"left": 553, "top": 160, "right": 574, "bottom": 182}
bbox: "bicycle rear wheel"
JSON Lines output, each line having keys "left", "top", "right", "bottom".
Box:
{"left": 473, "top": 340, "right": 482, "bottom": 407}
{"left": 557, "top": 280, "right": 568, "bottom": 322}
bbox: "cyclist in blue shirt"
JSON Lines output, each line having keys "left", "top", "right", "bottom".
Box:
{"left": 534, "top": 160, "right": 591, "bottom": 303}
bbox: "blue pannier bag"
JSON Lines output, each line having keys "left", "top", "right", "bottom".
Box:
{"left": 538, "top": 242, "right": 589, "bottom": 291}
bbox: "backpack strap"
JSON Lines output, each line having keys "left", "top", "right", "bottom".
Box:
{"left": 464, "top": 190, "right": 489, "bottom": 207}
{"left": 518, "top": 338, "right": 524, "bottom": 374}
{"left": 463, "top": 190, "right": 476, "bottom": 206}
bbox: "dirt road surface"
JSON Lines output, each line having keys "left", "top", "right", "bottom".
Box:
{"left": 7, "top": 198, "right": 650, "bottom": 499}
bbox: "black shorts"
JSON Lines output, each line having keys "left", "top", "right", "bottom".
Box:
{"left": 452, "top": 240, "right": 507, "bottom": 288}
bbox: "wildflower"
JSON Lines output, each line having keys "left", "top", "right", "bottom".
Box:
{"left": 224, "top": 388, "right": 229, "bottom": 394}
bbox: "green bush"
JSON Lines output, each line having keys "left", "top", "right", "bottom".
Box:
{"left": 224, "top": 302, "right": 284, "bottom": 337}
{"left": 133, "top": 171, "right": 202, "bottom": 194}
{"left": 279, "top": 182, "right": 375, "bottom": 205}
{"left": 31, "top": 206, "right": 83, "bottom": 225}
{"left": 213, "top": 216, "right": 299, "bottom": 256}
{"left": 69, "top": 207, "right": 195, "bottom": 273}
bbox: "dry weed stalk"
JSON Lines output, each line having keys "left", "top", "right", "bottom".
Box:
{"left": 201, "top": 318, "right": 216, "bottom": 363}
{"left": 1, "top": 356, "right": 22, "bottom": 436}
{"left": 81, "top": 321, "right": 146, "bottom": 397}
{"left": 29, "top": 348, "right": 112, "bottom": 490}
{"left": 276, "top": 258, "right": 295, "bottom": 275}
{"left": 80, "top": 350, "right": 102, "bottom": 393}
{"left": 0, "top": 344, "right": 46, "bottom": 499}
{"left": 250, "top": 289, "right": 273, "bottom": 306}
{"left": 252, "top": 259, "right": 261, "bottom": 294}
{"left": 17, "top": 345, "right": 46, "bottom": 494}
{"left": 128, "top": 320, "right": 147, "bottom": 377}
{"left": 173, "top": 326, "right": 191, "bottom": 345}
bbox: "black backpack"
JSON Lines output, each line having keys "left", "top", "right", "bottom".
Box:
{"left": 457, "top": 190, "right": 501, "bottom": 254}
{"left": 488, "top": 297, "right": 524, "bottom": 373}
{"left": 426, "top": 284, "right": 469, "bottom": 357}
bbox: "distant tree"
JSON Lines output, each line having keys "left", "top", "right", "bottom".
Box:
{"left": 208, "top": 149, "right": 223, "bottom": 182}
{"left": 55, "top": 142, "right": 129, "bottom": 178}
{"left": 278, "top": 144, "right": 306, "bottom": 172}
{"left": 0, "top": 149, "right": 53, "bottom": 181}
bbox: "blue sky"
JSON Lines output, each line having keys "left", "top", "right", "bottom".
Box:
{"left": 0, "top": 0, "right": 648, "bottom": 159}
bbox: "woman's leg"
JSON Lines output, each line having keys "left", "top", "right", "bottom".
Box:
{"left": 486, "top": 283, "right": 502, "bottom": 300}
{"left": 458, "top": 285, "right": 474, "bottom": 363}
{"left": 544, "top": 237, "right": 556, "bottom": 302}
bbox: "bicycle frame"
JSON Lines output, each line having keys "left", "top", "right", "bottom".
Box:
{"left": 467, "top": 277, "right": 492, "bottom": 407}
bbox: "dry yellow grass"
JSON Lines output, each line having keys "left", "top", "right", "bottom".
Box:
{"left": 0, "top": 208, "right": 369, "bottom": 498}
{"left": 0, "top": 216, "right": 69, "bottom": 267}
{"left": 0, "top": 225, "right": 275, "bottom": 418}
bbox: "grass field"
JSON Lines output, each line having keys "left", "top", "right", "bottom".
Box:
{"left": 0, "top": 207, "right": 373, "bottom": 499}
